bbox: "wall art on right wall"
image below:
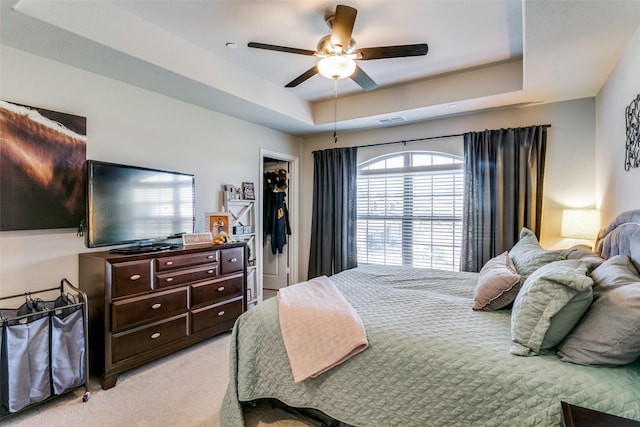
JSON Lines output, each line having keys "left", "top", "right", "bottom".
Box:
{"left": 625, "top": 93, "right": 639, "bottom": 171}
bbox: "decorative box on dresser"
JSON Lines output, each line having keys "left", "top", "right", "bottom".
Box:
{"left": 79, "top": 242, "right": 246, "bottom": 389}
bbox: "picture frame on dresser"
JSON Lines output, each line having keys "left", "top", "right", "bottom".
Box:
{"left": 205, "top": 212, "right": 231, "bottom": 237}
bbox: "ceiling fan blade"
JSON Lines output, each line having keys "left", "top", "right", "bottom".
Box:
{"left": 248, "top": 42, "right": 316, "bottom": 56}
{"left": 330, "top": 5, "right": 357, "bottom": 51}
{"left": 355, "top": 44, "right": 429, "bottom": 60}
{"left": 351, "top": 65, "right": 377, "bottom": 91}
{"left": 285, "top": 66, "right": 319, "bottom": 88}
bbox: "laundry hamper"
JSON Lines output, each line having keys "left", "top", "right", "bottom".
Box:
{"left": 0, "top": 279, "right": 90, "bottom": 417}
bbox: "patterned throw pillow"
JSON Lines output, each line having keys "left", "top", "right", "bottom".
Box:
{"left": 473, "top": 252, "right": 522, "bottom": 311}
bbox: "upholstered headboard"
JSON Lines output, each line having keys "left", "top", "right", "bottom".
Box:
{"left": 594, "top": 209, "right": 640, "bottom": 271}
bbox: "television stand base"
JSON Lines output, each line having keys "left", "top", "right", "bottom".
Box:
{"left": 109, "top": 243, "right": 180, "bottom": 254}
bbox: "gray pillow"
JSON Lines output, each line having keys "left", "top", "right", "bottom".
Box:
{"left": 558, "top": 281, "right": 640, "bottom": 366}
{"left": 473, "top": 252, "right": 522, "bottom": 311}
{"left": 591, "top": 254, "right": 640, "bottom": 298}
{"left": 566, "top": 244, "right": 605, "bottom": 271}
{"left": 509, "top": 228, "right": 568, "bottom": 282}
{"left": 510, "top": 259, "right": 594, "bottom": 356}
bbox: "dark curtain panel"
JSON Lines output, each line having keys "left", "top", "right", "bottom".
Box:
{"left": 308, "top": 147, "right": 358, "bottom": 279}
{"left": 461, "top": 125, "right": 548, "bottom": 272}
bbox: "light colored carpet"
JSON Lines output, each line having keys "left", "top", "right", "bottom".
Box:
{"left": 1, "top": 333, "right": 313, "bottom": 427}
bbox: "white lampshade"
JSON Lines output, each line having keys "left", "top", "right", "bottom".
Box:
{"left": 561, "top": 209, "right": 600, "bottom": 239}
{"left": 317, "top": 56, "right": 356, "bottom": 80}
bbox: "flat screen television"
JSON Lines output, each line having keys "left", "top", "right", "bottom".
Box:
{"left": 85, "top": 160, "right": 195, "bottom": 253}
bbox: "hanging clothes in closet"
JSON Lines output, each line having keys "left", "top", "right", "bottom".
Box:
{"left": 263, "top": 171, "right": 277, "bottom": 237}
{"left": 263, "top": 169, "right": 291, "bottom": 254}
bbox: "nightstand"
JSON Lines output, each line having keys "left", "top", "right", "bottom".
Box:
{"left": 561, "top": 401, "right": 640, "bottom": 427}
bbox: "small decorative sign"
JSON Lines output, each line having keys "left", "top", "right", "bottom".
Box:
{"left": 625, "top": 93, "right": 639, "bottom": 171}
{"left": 182, "top": 232, "right": 213, "bottom": 246}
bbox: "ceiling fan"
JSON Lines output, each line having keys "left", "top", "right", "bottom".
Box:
{"left": 248, "top": 4, "right": 429, "bottom": 92}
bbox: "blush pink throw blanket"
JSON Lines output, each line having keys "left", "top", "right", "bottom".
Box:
{"left": 277, "top": 275, "right": 369, "bottom": 382}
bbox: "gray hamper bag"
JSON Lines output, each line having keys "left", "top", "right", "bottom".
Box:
{"left": 51, "top": 306, "right": 85, "bottom": 395}
{"left": 1, "top": 313, "right": 51, "bottom": 413}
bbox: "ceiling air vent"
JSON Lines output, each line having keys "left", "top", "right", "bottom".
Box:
{"left": 377, "top": 116, "right": 407, "bottom": 125}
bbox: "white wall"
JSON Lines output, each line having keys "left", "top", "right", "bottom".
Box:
{"left": 4, "top": 25, "right": 638, "bottom": 292}
{"left": 299, "top": 98, "right": 597, "bottom": 279}
{"left": 0, "top": 46, "right": 300, "bottom": 296}
{"left": 595, "top": 26, "right": 640, "bottom": 224}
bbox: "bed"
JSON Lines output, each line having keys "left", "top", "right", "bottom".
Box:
{"left": 221, "top": 210, "right": 640, "bottom": 426}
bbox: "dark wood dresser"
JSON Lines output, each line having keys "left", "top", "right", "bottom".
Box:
{"left": 79, "top": 242, "right": 246, "bottom": 389}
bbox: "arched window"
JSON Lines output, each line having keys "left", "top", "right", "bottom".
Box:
{"left": 357, "top": 151, "right": 463, "bottom": 271}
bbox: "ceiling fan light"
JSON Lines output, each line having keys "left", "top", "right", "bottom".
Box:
{"left": 317, "top": 56, "right": 356, "bottom": 80}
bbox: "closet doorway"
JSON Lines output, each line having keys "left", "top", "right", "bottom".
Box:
{"left": 260, "top": 149, "right": 298, "bottom": 300}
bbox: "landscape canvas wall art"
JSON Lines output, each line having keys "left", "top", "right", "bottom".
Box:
{"left": 0, "top": 100, "right": 87, "bottom": 231}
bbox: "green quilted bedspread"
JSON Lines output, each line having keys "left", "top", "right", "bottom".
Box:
{"left": 221, "top": 265, "right": 640, "bottom": 426}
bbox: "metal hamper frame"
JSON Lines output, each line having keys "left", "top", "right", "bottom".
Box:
{"left": 0, "top": 278, "right": 90, "bottom": 418}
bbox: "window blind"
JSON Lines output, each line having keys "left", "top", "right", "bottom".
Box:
{"left": 357, "top": 152, "right": 463, "bottom": 271}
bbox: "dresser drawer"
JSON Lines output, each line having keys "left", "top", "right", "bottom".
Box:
{"left": 219, "top": 247, "right": 244, "bottom": 275}
{"left": 191, "top": 274, "right": 244, "bottom": 308}
{"left": 155, "top": 263, "right": 218, "bottom": 289}
{"left": 110, "top": 259, "right": 153, "bottom": 298}
{"left": 191, "top": 299, "right": 243, "bottom": 334}
{"left": 112, "top": 287, "right": 188, "bottom": 332}
{"left": 112, "top": 314, "right": 188, "bottom": 363}
{"left": 155, "top": 251, "right": 218, "bottom": 271}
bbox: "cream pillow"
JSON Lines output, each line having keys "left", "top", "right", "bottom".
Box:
{"left": 473, "top": 252, "right": 522, "bottom": 311}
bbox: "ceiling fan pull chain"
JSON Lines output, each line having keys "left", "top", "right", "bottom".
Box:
{"left": 334, "top": 79, "right": 338, "bottom": 144}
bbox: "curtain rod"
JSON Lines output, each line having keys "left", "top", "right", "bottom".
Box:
{"left": 358, "top": 132, "right": 464, "bottom": 148}
{"left": 349, "top": 124, "right": 552, "bottom": 150}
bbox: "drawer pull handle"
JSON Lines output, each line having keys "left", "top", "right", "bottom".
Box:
{"left": 129, "top": 274, "right": 141, "bottom": 281}
{"left": 208, "top": 269, "right": 215, "bottom": 274}
{"left": 217, "top": 286, "right": 225, "bottom": 292}
{"left": 151, "top": 303, "right": 162, "bottom": 310}
{"left": 165, "top": 261, "right": 174, "bottom": 266}
{"left": 207, "top": 255, "right": 214, "bottom": 259}
{"left": 151, "top": 332, "right": 161, "bottom": 339}
{"left": 218, "top": 311, "right": 225, "bottom": 316}
{"left": 166, "top": 277, "right": 174, "bottom": 282}
{"left": 229, "top": 258, "right": 237, "bottom": 263}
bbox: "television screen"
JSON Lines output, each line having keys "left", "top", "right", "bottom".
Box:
{"left": 86, "top": 160, "right": 195, "bottom": 249}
